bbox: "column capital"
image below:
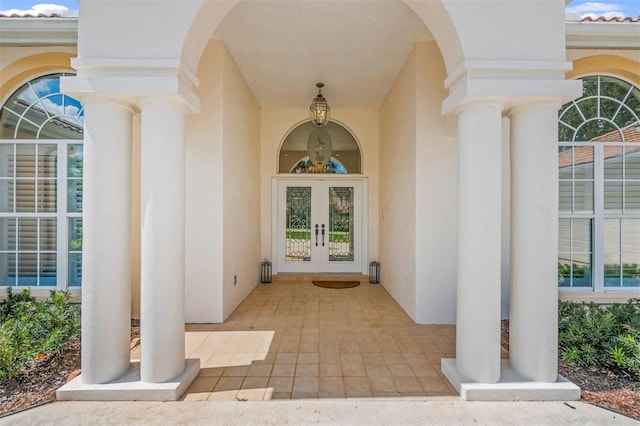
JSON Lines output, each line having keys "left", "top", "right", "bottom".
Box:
{"left": 73, "top": 93, "right": 136, "bottom": 114}
{"left": 60, "top": 62, "right": 201, "bottom": 114}
{"left": 454, "top": 98, "right": 504, "bottom": 117}
{"left": 138, "top": 94, "right": 191, "bottom": 115}
{"left": 441, "top": 61, "right": 582, "bottom": 116}
{"left": 507, "top": 98, "right": 563, "bottom": 117}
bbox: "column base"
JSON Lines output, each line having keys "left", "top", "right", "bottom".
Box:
{"left": 56, "top": 359, "right": 200, "bottom": 401}
{"left": 441, "top": 359, "right": 580, "bottom": 401}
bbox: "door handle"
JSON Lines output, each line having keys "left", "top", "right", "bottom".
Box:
{"left": 315, "top": 224, "right": 319, "bottom": 246}
{"left": 321, "top": 224, "right": 325, "bottom": 247}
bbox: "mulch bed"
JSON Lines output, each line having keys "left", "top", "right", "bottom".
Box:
{"left": 0, "top": 337, "right": 81, "bottom": 418}
{"left": 559, "top": 362, "right": 640, "bottom": 420}
{"left": 0, "top": 319, "right": 140, "bottom": 419}
{"left": 1, "top": 320, "right": 638, "bottom": 419}
{"left": 501, "top": 319, "right": 639, "bottom": 420}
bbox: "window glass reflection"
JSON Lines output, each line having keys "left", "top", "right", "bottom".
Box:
{"left": 0, "top": 74, "right": 83, "bottom": 140}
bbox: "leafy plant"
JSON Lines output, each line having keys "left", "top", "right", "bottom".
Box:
{"left": 609, "top": 345, "right": 627, "bottom": 368}
{"left": 0, "top": 288, "right": 80, "bottom": 380}
{"left": 0, "top": 286, "right": 36, "bottom": 322}
{"left": 562, "top": 346, "right": 581, "bottom": 366}
{"left": 558, "top": 299, "right": 640, "bottom": 379}
{"left": 580, "top": 344, "right": 598, "bottom": 366}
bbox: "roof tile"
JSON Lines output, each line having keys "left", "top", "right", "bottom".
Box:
{"left": 580, "top": 16, "right": 640, "bottom": 23}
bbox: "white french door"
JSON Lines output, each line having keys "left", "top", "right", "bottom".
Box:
{"left": 274, "top": 178, "right": 365, "bottom": 273}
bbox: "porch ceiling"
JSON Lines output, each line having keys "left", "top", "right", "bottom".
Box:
{"left": 213, "top": 0, "right": 433, "bottom": 109}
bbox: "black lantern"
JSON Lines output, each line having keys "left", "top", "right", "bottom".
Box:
{"left": 309, "top": 83, "right": 330, "bottom": 127}
{"left": 369, "top": 261, "right": 380, "bottom": 284}
{"left": 260, "top": 259, "right": 272, "bottom": 284}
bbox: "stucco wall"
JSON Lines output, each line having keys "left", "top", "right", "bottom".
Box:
{"left": 0, "top": 48, "right": 76, "bottom": 107}
{"left": 185, "top": 40, "right": 261, "bottom": 322}
{"left": 0, "top": 46, "right": 75, "bottom": 68}
{"left": 566, "top": 49, "right": 640, "bottom": 86}
{"left": 221, "top": 43, "right": 262, "bottom": 319}
{"left": 185, "top": 41, "right": 225, "bottom": 323}
{"left": 445, "top": 1, "right": 567, "bottom": 64}
{"left": 259, "top": 109, "right": 379, "bottom": 270}
{"left": 566, "top": 49, "right": 640, "bottom": 65}
{"left": 379, "top": 45, "right": 418, "bottom": 321}
{"left": 414, "top": 41, "right": 458, "bottom": 324}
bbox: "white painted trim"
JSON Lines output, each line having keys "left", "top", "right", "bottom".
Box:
{"left": 560, "top": 292, "right": 639, "bottom": 303}
{"left": 445, "top": 60, "right": 573, "bottom": 90}
{"left": 566, "top": 21, "right": 640, "bottom": 49}
{"left": 57, "top": 141, "right": 68, "bottom": 290}
{"left": 0, "top": 139, "right": 82, "bottom": 290}
{"left": 593, "top": 145, "right": 605, "bottom": 293}
{"left": 0, "top": 18, "right": 77, "bottom": 46}
{"left": 271, "top": 177, "right": 279, "bottom": 274}
{"left": 442, "top": 359, "right": 580, "bottom": 401}
{"left": 57, "top": 358, "right": 200, "bottom": 401}
{"left": 272, "top": 176, "right": 368, "bottom": 275}
{"left": 3, "top": 17, "right": 639, "bottom": 51}
{"left": 558, "top": 140, "right": 640, "bottom": 293}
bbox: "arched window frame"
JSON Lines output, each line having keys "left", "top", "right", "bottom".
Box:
{"left": 278, "top": 120, "right": 362, "bottom": 174}
{"left": 0, "top": 73, "right": 84, "bottom": 290}
{"left": 558, "top": 74, "right": 640, "bottom": 292}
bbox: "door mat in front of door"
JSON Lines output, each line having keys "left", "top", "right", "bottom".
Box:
{"left": 312, "top": 281, "right": 360, "bottom": 289}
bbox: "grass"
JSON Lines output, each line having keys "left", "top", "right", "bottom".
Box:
{"left": 0, "top": 287, "right": 81, "bottom": 380}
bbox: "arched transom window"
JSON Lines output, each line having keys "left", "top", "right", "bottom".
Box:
{"left": 279, "top": 121, "right": 362, "bottom": 174}
{"left": 0, "top": 73, "right": 84, "bottom": 289}
{"left": 558, "top": 75, "right": 639, "bottom": 291}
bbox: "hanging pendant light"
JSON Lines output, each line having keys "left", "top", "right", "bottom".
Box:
{"left": 309, "top": 83, "right": 330, "bottom": 127}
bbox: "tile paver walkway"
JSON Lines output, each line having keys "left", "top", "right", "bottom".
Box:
{"left": 131, "top": 275, "right": 458, "bottom": 401}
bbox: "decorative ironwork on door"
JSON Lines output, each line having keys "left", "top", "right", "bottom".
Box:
{"left": 328, "top": 187, "right": 354, "bottom": 261}
{"left": 285, "top": 187, "right": 311, "bottom": 261}
{"left": 277, "top": 179, "right": 364, "bottom": 274}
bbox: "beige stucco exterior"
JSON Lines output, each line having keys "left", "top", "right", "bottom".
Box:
{"left": 1, "top": 0, "right": 638, "bottom": 402}
{"left": 2, "top": 13, "right": 638, "bottom": 317}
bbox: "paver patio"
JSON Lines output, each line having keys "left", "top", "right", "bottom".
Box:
{"left": 131, "top": 275, "right": 460, "bottom": 400}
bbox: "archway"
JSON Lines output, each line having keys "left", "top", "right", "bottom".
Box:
{"left": 183, "top": 0, "right": 461, "bottom": 105}
{"left": 62, "top": 0, "right": 581, "bottom": 402}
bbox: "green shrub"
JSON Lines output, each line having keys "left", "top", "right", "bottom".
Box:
{"left": 558, "top": 299, "right": 640, "bottom": 379}
{"left": 0, "top": 288, "right": 80, "bottom": 380}
{"left": 0, "top": 286, "right": 36, "bottom": 322}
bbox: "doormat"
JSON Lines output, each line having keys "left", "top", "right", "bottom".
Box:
{"left": 312, "top": 280, "right": 360, "bottom": 289}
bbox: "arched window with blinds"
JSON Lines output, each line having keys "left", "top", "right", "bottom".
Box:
{"left": 0, "top": 73, "right": 84, "bottom": 288}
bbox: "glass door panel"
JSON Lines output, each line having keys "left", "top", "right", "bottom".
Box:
{"left": 328, "top": 186, "right": 354, "bottom": 262}
{"left": 285, "top": 187, "right": 311, "bottom": 261}
{"left": 276, "top": 179, "right": 364, "bottom": 273}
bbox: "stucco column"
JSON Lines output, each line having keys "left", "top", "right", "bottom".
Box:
{"left": 139, "top": 96, "right": 187, "bottom": 383}
{"left": 509, "top": 101, "right": 559, "bottom": 382}
{"left": 456, "top": 100, "right": 503, "bottom": 383}
{"left": 81, "top": 97, "right": 133, "bottom": 384}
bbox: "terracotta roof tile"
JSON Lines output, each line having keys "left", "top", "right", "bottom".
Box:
{"left": 592, "top": 124, "right": 640, "bottom": 143}
{"left": 0, "top": 13, "right": 62, "bottom": 18}
{"left": 580, "top": 16, "right": 640, "bottom": 22}
{"left": 0, "top": 12, "right": 638, "bottom": 22}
